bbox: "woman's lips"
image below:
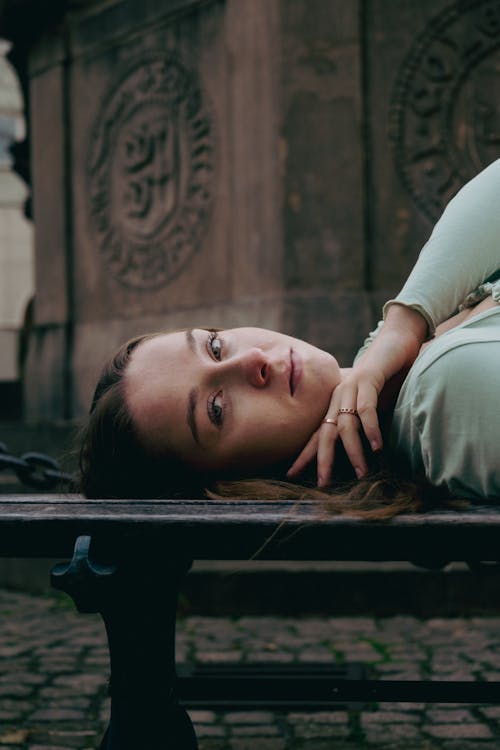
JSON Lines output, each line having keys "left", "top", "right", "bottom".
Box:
{"left": 290, "top": 349, "right": 302, "bottom": 396}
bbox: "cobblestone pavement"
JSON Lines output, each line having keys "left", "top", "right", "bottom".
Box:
{"left": 2, "top": 589, "right": 500, "bottom": 749}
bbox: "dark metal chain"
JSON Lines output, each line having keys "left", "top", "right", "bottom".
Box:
{"left": 0, "top": 442, "right": 73, "bottom": 490}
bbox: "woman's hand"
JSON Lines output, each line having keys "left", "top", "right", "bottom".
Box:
{"left": 287, "top": 366, "right": 383, "bottom": 484}
{"left": 287, "top": 304, "right": 428, "bottom": 485}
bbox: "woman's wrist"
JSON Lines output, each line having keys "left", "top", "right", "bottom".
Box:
{"left": 382, "top": 304, "right": 428, "bottom": 357}
{"left": 383, "top": 302, "right": 428, "bottom": 338}
{"left": 356, "top": 305, "right": 428, "bottom": 382}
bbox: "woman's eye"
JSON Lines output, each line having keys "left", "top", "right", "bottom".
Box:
{"left": 208, "top": 391, "right": 223, "bottom": 427}
{"left": 207, "top": 332, "right": 222, "bottom": 361}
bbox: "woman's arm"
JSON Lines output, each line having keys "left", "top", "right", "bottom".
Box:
{"left": 356, "top": 158, "right": 500, "bottom": 361}
{"left": 289, "top": 159, "right": 500, "bottom": 484}
{"left": 385, "top": 157, "right": 500, "bottom": 333}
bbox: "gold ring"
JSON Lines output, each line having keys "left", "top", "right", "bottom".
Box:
{"left": 337, "top": 408, "right": 359, "bottom": 417}
{"left": 322, "top": 417, "right": 337, "bottom": 425}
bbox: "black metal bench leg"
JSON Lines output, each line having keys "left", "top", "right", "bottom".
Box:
{"left": 51, "top": 536, "right": 197, "bottom": 750}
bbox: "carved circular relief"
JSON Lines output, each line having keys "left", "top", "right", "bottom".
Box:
{"left": 390, "top": 0, "right": 500, "bottom": 221}
{"left": 88, "top": 54, "right": 215, "bottom": 289}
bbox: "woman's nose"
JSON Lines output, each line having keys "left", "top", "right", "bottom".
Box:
{"left": 223, "top": 348, "right": 270, "bottom": 388}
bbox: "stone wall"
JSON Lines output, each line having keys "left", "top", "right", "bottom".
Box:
{"left": 2, "top": 0, "right": 499, "bottom": 420}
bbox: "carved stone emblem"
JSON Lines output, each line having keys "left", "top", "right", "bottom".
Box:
{"left": 390, "top": 0, "right": 500, "bottom": 221}
{"left": 88, "top": 54, "right": 214, "bottom": 289}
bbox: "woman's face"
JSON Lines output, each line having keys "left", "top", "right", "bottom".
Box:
{"left": 125, "top": 327, "right": 341, "bottom": 474}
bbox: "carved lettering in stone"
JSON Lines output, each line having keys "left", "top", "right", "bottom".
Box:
{"left": 88, "top": 55, "right": 215, "bottom": 289}
{"left": 390, "top": 0, "right": 500, "bottom": 221}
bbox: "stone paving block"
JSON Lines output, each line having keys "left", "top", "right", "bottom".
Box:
{"left": 297, "top": 649, "right": 335, "bottom": 662}
{"left": 197, "top": 742, "right": 227, "bottom": 750}
{"left": 1, "top": 699, "right": 32, "bottom": 712}
{"left": 479, "top": 704, "right": 500, "bottom": 718}
{"left": 188, "top": 710, "right": 217, "bottom": 723}
{"left": 378, "top": 701, "right": 426, "bottom": 711}
{"left": 51, "top": 674, "right": 105, "bottom": 693}
{"left": 30, "top": 726, "right": 97, "bottom": 749}
{"left": 325, "top": 617, "right": 377, "bottom": 632}
{"left": 224, "top": 712, "right": 275, "bottom": 724}
{"left": 481, "top": 671, "right": 500, "bottom": 681}
{"left": 481, "top": 652, "right": 500, "bottom": 668}
{"left": 195, "top": 724, "right": 226, "bottom": 738}
{"left": 438, "top": 669, "right": 479, "bottom": 680}
{"left": 363, "top": 721, "right": 421, "bottom": 742}
{"left": 0, "top": 645, "right": 29, "bottom": 658}
{"left": 196, "top": 650, "right": 244, "bottom": 663}
{"left": 423, "top": 722, "right": 493, "bottom": 739}
{"left": 362, "top": 710, "right": 419, "bottom": 723}
{"left": 0, "top": 672, "right": 45, "bottom": 685}
{"left": 0, "top": 728, "right": 30, "bottom": 744}
{"left": 0, "top": 711, "right": 24, "bottom": 721}
{"left": 426, "top": 708, "right": 475, "bottom": 723}
{"left": 30, "top": 728, "right": 102, "bottom": 748}
{"left": 230, "top": 724, "right": 281, "bottom": 736}
{"left": 287, "top": 710, "right": 349, "bottom": 724}
{"left": 291, "top": 620, "right": 337, "bottom": 636}
{"left": 229, "top": 740, "right": 286, "bottom": 750}
{"left": 43, "top": 699, "right": 92, "bottom": 710}
{"left": 472, "top": 622, "right": 497, "bottom": 634}
{"left": 39, "top": 687, "right": 80, "bottom": 699}
{"left": 376, "top": 669, "right": 422, "bottom": 679}
{"left": 376, "top": 661, "right": 422, "bottom": 673}
{"left": 0, "top": 683, "right": 33, "bottom": 697}
{"left": 285, "top": 722, "right": 350, "bottom": 739}
{"left": 244, "top": 650, "right": 295, "bottom": 662}
{"left": 28, "top": 708, "right": 88, "bottom": 721}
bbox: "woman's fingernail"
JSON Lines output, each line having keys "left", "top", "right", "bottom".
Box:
{"left": 355, "top": 467, "right": 363, "bottom": 479}
{"left": 370, "top": 440, "right": 379, "bottom": 452}
{"left": 317, "top": 475, "right": 324, "bottom": 487}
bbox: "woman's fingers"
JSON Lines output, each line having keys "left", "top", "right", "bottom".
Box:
{"left": 336, "top": 415, "right": 368, "bottom": 478}
{"left": 356, "top": 382, "right": 383, "bottom": 453}
{"left": 287, "top": 374, "right": 384, "bottom": 486}
{"left": 316, "top": 422, "right": 337, "bottom": 487}
{"left": 286, "top": 431, "right": 319, "bottom": 478}
{"left": 336, "top": 380, "right": 382, "bottom": 477}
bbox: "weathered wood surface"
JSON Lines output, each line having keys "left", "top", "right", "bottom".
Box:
{"left": 0, "top": 496, "right": 499, "bottom": 562}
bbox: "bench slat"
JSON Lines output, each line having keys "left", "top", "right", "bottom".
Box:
{"left": 0, "top": 496, "right": 499, "bottom": 562}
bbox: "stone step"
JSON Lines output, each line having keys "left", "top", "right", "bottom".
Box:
{"left": 1, "top": 558, "right": 499, "bottom": 618}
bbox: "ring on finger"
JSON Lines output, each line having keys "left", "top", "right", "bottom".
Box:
{"left": 322, "top": 417, "right": 337, "bottom": 426}
{"left": 337, "top": 407, "right": 359, "bottom": 418}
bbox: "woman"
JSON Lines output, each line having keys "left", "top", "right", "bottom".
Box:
{"left": 80, "top": 159, "right": 500, "bottom": 513}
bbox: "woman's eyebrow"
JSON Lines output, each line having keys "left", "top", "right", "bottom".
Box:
{"left": 187, "top": 387, "right": 201, "bottom": 446}
{"left": 186, "top": 328, "right": 197, "bottom": 354}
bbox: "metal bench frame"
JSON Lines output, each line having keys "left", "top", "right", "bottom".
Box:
{"left": 1, "top": 495, "right": 500, "bottom": 749}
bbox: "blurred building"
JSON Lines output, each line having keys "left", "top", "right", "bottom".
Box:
{"left": 0, "top": 38, "right": 33, "bottom": 418}
{"left": 1, "top": 1, "right": 500, "bottom": 422}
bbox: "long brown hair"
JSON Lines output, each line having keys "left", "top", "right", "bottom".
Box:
{"left": 79, "top": 334, "right": 460, "bottom": 517}
{"left": 80, "top": 334, "right": 208, "bottom": 499}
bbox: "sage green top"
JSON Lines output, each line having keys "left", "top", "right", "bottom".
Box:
{"left": 390, "top": 306, "right": 500, "bottom": 498}
{"left": 355, "top": 159, "right": 500, "bottom": 498}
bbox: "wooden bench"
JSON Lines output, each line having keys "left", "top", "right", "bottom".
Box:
{"left": 1, "top": 495, "right": 500, "bottom": 749}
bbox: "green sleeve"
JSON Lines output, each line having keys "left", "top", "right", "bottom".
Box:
{"left": 384, "top": 159, "right": 500, "bottom": 333}
{"left": 354, "top": 159, "right": 500, "bottom": 364}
